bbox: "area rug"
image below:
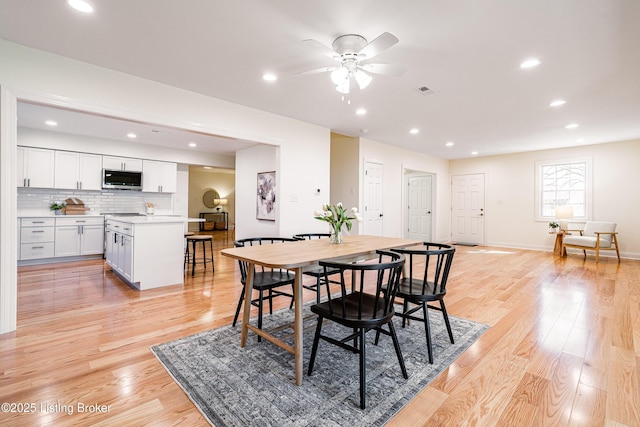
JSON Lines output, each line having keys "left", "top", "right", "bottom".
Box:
{"left": 151, "top": 306, "right": 488, "bottom": 427}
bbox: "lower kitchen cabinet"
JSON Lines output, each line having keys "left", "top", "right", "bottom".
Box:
{"left": 20, "top": 217, "right": 55, "bottom": 260}
{"left": 18, "top": 215, "right": 105, "bottom": 265}
{"left": 54, "top": 217, "right": 105, "bottom": 257}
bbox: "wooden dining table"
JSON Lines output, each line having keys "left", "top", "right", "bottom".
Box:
{"left": 221, "top": 234, "right": 421, "bottom": 385}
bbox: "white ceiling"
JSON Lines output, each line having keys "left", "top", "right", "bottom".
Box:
{"left": 2, "top": 0, "right": 640, "bottom": 160}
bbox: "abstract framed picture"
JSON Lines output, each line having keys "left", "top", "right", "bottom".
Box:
{"left": 256, "top": 171, "right": 276, "bottom": 221}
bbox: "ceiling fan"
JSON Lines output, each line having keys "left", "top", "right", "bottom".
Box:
{"left": 298, "top": 32, "right": 405, "bottom": 94}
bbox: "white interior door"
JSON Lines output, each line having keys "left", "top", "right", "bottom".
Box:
{"left": 451, "top": 173, "right": 485, "bottom": 245}
{"left": 407, "top": 175, "right": 432, "bottom": 241}
{"left": 363, "top": 160, "right": 383, "bottom": 236}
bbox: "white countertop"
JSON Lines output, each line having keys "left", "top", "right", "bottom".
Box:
{"left": 107, "top": 216, "right": 203, "bottom": 224}
{"left": 18, "top": 212, "right": 104, "bottom": 218}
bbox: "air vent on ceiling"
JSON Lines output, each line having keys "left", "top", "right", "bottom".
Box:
{"left": 415, "top": 86, "right": 434, "bottom": 95}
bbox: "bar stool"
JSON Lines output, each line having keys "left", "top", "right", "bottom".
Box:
{"left": 185, "top": 235, "right": 214, "bottom": 275}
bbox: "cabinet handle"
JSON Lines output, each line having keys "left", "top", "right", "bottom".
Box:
{"left": 31, "top": 230, "right": 45, "bottom": 233}
{"left": 27, "top": 178, "right": 31, "bottom": 187}
{"left": 76, "top": 220, "right": 86, "bottom": 223}
{"left": 32, "top": 221, "right": 45, "bottom": 224}
{"left": 23, "top": 178, "right": 26, "bottom": 187}
{"left": 31, "top": 246, "right": 44, "bottom": 249}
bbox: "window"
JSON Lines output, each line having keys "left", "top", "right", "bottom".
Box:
{"left": 535, "top": 157, "right": 592, "bottom": 221}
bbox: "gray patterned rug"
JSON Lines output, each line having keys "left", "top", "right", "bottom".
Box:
{"left": 151, "top": 306, "right": 488, "bottom": 427}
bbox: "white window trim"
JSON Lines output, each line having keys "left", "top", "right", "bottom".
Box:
{"left": 534, "top": 156, "right": 592, "bottom": 222}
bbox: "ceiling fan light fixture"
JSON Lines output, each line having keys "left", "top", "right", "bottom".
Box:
{"left": 331, "top": 67, "right": 349, "bottom": 85}
{"left": 354, "top": 70, "right": 372, "bottom": 89}
{"left": 335, "top": 77, "right": 350, "bottom": 94}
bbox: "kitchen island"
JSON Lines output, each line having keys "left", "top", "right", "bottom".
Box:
{"left": 105, "top": 216, "right": 192, "bottom": 290}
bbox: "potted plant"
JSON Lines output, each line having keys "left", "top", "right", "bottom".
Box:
{"left": 49, "top": 201, "right": 65, "bottom": 215}
{"left": 548, "top": 221, "right": 559, "bottom": 232}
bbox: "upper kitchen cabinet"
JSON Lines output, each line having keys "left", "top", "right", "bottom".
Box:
{"left": 54, "top": 151, "right": 102, "bottom": 190}
{"left": 17, "top": 146, "right": 55, "bottom": 188}
{"left": 102, "top": 155, "right": 143, "bottom": 172}
{"left": 142, "top": 160, "right": 177, "bottom": 193}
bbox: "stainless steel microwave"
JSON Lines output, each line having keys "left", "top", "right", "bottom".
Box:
{"left": 102, "top": 169, "right": 143, "bottom": 190}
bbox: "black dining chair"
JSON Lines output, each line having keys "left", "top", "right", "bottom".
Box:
{"left": 292, "top": 233, "right": 341, "bottom": 303}
{"left": 390, "top": 242, "right": 456, "bottom": 364}
{"left": 232, "top": 237, "right": 298, "bottom": 339}
{"left": 307, "top": 250, "right": 408, "bottom": 409}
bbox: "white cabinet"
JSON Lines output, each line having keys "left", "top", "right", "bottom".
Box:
{"left": 20, "top": 217, "right": 55, "bottom": 260}
{"left": 17, "top": 147, "right": 55, "bottom": 188}
{"left": 102, "top": 155, "right": 143, "bottom": 172}
{"left": 105, "top": 219, "right": 135, "bottom": 282}
{"left": 54, "top": 217, "right": 104, "bottom": 257}
{"left": 54, "top": 151, "right": 102, "bottom": 190}
{"left": 142, "top": 160, "right": 177, "bottom": 193}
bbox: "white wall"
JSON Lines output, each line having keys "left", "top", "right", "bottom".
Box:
{"left": 358, "top": 137, "right": 451, "bottom": 242}
{"left": 0, "top": 40, "right": 331, "bottom": 332}
{"left": 449, "top": 139, "right": 640, "bottom": 257}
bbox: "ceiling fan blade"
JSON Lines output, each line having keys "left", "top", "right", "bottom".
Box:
{"left": 294, "top": 65, "right": 340, "bottom": 75}
{"left": 358, "top": 32, "right": 399, "bottom": 60}
{"left": 359, "top": 63, "right": 406, "bottom": 76}
{"left": 302, "top": 39, "right": 340, "bottom": 60}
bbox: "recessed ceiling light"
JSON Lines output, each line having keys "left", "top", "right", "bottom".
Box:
{"left": 471, "top": 151, "right": 479, "bottom": 156}
{"left": 127, "top": 133, "right": 137, "bottom": 138}
{"left": 356, "top": 108, "right": 367, "bottom": 116}
{"left": 445, "top": 141, "right": 454, "bottom": 147}
{"left": 520, "top": 58, "right": 541, "bottom": 69}
{"left": 68, "top": 0, "right": 93, "bottom": 13}
{"left": 409, "top": 128, "right": 419, "bottom": 135}
{"left": 565, "top": 123, "right": 579, "bottom": 129}
{"left": 188, "top": 142, "right": 197, "bottom": 148}
{"left": 262, "top": 73, "right": 277, "bottom": 82}
{"left": 549, "top": 99, "right": 566, "bottom": 107}
{"left": 45, "top": 120, "right": 58, "bottom": 127}
{"left": 203, "top": 166, "right": 212, "bottom": 170}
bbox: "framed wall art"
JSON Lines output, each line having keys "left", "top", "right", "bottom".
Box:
{"left": 256, "top": 171, "right": 276, "bottom": 221}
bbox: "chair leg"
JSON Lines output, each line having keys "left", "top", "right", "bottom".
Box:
{"left": 209, "top": 239, "right": 215, "bottom": 271}
{"left": 422, "top": 302, "right": 433, "bottom": 364}
{"left": 290, "top": 284, "right": 295, "bottom": 309}
{"left": 402, "top": 300, "right": 408, "bottom": 328}
{"left": 257, "top": 290, "right": 264, "bottom": 342}
{"left": 203, "top": 241, "right": 207, "bottom": 269}
{"left": 307, "top": 319, "right": 324, "bottom": 375}
{"left": 613, "top": 235, "right": 621, "bottom": 262}
{"left": 232, "top": 286, "right": 245, "bottom": 327}
{"left": 184, "top": 241, "right": 189, "bottom": 270}
{"left": 316, "top": 275, "right": 321, "bottom": 304}
{"left": 268, "top": 289, "right": 273, "bottom": 314}
{"left": 191, "top": 240, "right": 196, "bottom": 276}
{"left": 388, "top": 321, "right": 408, "bottom": 379}
{"left": 441, "top": 300, "right": 455, "bottom": 344}
{"left": 358, "top": 328, "right": 366, "bottom": 410}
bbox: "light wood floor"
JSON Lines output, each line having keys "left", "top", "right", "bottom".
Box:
{"left": 1, "top": 232, "right": 639, "bottom": 426}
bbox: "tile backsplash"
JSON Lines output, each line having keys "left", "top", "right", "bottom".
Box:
{"left": 18, "top": 188, "right": 174, "bottom": 215}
